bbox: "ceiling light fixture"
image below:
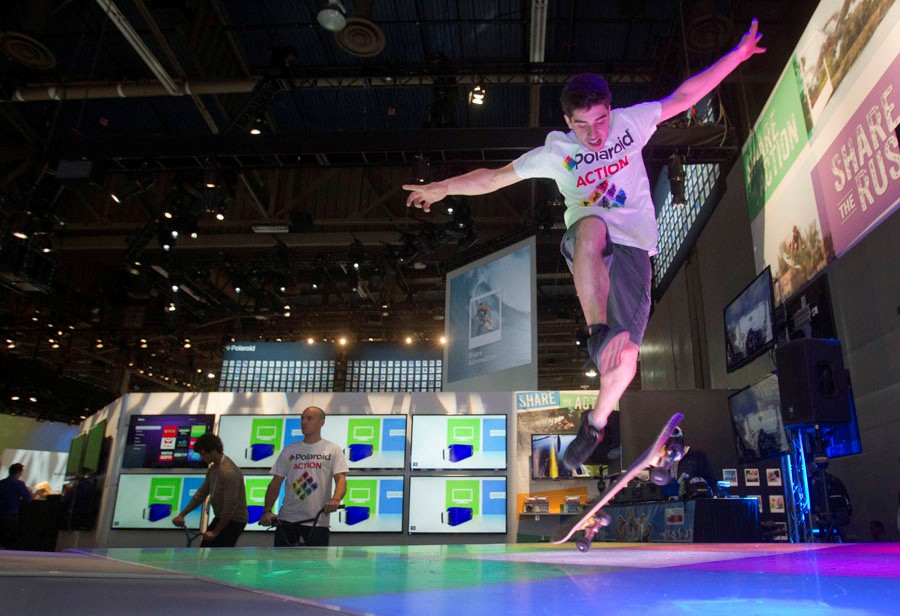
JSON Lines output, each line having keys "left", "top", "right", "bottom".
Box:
{"left": 317, "top": 1, "right": 347, "bottom": 32}
{"left": 469, "top": 82, "right": 486, "bottom": 105}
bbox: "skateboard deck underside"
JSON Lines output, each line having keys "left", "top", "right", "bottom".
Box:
{"left": 551, "top": 412, "right": 683, "bottom": 545}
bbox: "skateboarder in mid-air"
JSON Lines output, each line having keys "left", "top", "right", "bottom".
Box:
{"left": 405, "top": 20, "right": 766, "bottom": 469}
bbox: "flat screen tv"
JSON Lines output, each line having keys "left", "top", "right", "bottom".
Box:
{"left": 724, "top": 266, "right": 775, "bottom": 373}
{"left": 407, "top": 476, "right": 507, "bottom": 534}
{"left": 218, "top": 414, "right": 407, "bottom": 470}
{"left": 66, "top": 433, "right": 86, "bottom": 477}
{"left": 331, "top": 475, "right": 404, "bottom": 533}
{"left": 82, "top": 420, "right": 108, "bottom": 474}
{"left": 728, "top": 373, "right": 792, "bottom": 464}
{"left": 122, "top": 414, "right": 215, "bottom": 469}
{"left": 409, "top": 414, "right": 507, "bottom": 470}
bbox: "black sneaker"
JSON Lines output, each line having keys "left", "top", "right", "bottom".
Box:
{"left": 561, "top": 411, "right": 605, "bottom": 470}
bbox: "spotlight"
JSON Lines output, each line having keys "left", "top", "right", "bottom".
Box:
{"left": 317, "top": 0, "right": 347, "bottom": 32}
{"left": 585, "top": 368, "right": 598, "bottom": 378}
{"left": 468, "top": 83, "right": 486, "bottom": 105}
{"left": 203, "top": 164, "right": 219, "bottom": 189}
{"left": 249, "top": 116, "right": 266, "bottom": 135}
{"left": 348, "top": 238, "right": 365, "bottom": 270}
{"left": 411, "top": 155, "right": 429, "bottom": 184}
{"left": 111, "top": 174, "right": 157, "bottom": 204}
{"left": 667, "top": 154, "right": 686, "bottom": 207}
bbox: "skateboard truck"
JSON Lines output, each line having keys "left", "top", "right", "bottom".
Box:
{"left": 576, "top": 511, "right": 612, "bottom": 552}
{"left": 648, "top": 438, "right": 684, "bottom": 486}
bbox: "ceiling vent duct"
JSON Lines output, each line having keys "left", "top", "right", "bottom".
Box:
{"left": 335, "top": 0, "right": 385, "bottom": 57}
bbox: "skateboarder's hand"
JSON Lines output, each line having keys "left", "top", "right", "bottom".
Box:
{"left": 403, "top": 181, "right": 447, "bottom": 213}
{"left": 735, "top": 18, "right": 765, "bottom": 62}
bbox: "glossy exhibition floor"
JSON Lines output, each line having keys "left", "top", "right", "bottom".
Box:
{"left": 3, "top": 542, "right": 900, "bottom": 615}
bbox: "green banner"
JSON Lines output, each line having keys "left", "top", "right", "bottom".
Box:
{"left": 742, "top": 60, "right": 810, "bottom": 220}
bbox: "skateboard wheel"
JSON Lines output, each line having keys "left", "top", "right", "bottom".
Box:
{"left": 650, "top": 467, "right": 670, "bottom": 486}
{"left": 666, "top": 443, "right": 684, "bottom": 462}
{"left": 576, "top": 538, "right": 592, "bottom": 552}
{"left": 597, "top": 511, "right": 612, "bottom": 527}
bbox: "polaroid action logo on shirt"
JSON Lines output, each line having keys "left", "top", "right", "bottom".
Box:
{"left": 564, "top": 129, "right": 635, "bottom": 171}
{"left": 290, "top": 451, "right": 332, "bottom": 470}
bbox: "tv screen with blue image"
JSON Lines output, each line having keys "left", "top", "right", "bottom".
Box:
{"left": 113, "top": 473, "right": 286, "bottom": 531}
{"left": 331, "top": 475, "right": 405, "bottom": 533}
{"left": 409, "top": 414, "right": 507, "bottom": 470}
{"left": 407, "top": 476, "right": 507, "bottom": 534}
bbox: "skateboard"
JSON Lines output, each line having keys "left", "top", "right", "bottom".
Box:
{"left": 551, "top": 412, "right": 684, "bottom": 552}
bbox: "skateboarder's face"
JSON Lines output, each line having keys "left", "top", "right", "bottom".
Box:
{"left": 565, "top": 103, "right": 611, "bottom": 152}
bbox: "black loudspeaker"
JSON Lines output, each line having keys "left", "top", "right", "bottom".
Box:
{"left": 776, "top": 338, "right": 851, "bottom": 427}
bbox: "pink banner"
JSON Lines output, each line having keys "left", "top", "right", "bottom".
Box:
{"left": 810, "top": 51, "right": 900, "bottom": 257}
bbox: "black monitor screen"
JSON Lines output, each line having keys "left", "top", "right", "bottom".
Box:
{"left": 82, "top": 419, "right": 107, "bottom": 474}
{"left": 66, "top": 433, "right": 86, "bottom": 477}
{"left": 728, "top": 373, "right": 791, "bottom": 464}
{"left": 122, "top": 414, "right": 215, "bottom": 469}
{"left": 724, "top": 266, "right": 775, "bottom": 373}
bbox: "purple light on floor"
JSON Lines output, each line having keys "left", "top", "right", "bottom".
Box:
{"left": 679, "top": 543, "right": 900, "bottom": 578}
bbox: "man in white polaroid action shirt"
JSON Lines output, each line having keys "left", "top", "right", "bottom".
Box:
{"left": 404, "top": 20, "right": 765, "bottom": 471}
{"left": 260, "top": 406, "right": 348, "bottom": 546}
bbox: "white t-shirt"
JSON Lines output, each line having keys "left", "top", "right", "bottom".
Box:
{"left": 271, "top": 439, "right": 349, "bottom": 527}
{"left": 513, "top": 101, "right": 662, "bottom": 255}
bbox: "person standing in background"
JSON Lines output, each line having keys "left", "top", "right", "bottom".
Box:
{"left": 0, "top": 463, "right": 33, "bottom": 549}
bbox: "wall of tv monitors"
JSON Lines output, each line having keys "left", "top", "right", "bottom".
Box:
{"left": 111, "top": 411, "right": 509, "bottom": 537}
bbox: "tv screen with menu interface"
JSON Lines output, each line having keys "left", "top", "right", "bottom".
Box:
{"left": 121, "top": 414, "right": 215, "bottom": 469}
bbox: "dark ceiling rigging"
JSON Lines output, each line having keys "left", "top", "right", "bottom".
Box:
{"left": 0, "top": 0, "right": 817, "bottom": 422}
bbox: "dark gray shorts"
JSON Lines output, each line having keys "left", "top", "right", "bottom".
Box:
{"left": 560, "top": 215, "right": 653, "bottom": 349}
